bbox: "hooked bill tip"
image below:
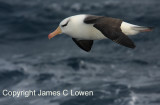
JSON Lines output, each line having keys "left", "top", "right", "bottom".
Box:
{"left": 48, "top": 33, "right": 52, "bottom": 39}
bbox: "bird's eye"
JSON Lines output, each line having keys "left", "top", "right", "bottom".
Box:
{"left": 61, "top": 20, "right": 69, "bottom": 27}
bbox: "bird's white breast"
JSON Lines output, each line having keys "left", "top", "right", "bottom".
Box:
{"left": 65, "top": 15, "right": 106, "bottom": 40}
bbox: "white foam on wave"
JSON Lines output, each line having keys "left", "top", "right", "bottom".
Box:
{"left": 128, "top": 92, "right": 138, "bottom": 105}
{"left": 0, "top": 58, "right": 19, "bottom": 71}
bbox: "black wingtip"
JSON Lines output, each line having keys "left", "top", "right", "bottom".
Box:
{"left": 130, "top": 44, "right": 136, "bottom": 49}
{"left": 124, "top": 42, "right": 136, "bottom": 49}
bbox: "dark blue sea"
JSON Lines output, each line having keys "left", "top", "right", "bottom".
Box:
{"left": 0, "top": 0, "right": 160, "bottom": 105}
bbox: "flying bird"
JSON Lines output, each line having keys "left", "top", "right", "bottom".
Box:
{"left": 48, "top": 14, "right": 153, "bottom": 52}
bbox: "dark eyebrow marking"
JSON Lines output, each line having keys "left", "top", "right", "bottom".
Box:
{"left": 61, "top": 20, "right": 70, "bottom": 27}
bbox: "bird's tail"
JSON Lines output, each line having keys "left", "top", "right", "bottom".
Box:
{"left": 131, "top": 26, "right": 154, "bottom": 32}
{"left": 121, "top": 22, "right": 154, "bottom": 35}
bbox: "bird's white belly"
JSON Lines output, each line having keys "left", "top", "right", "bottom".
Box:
{"left": 67, "top": 24, "right": 106, "bottom": 40}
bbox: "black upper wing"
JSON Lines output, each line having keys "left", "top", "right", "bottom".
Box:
{"left": 84, "top": 15, "right": 136, "bottom": 48}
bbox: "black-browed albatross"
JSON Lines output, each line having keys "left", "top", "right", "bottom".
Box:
{"left": 48, "top": 14, "right": 153, "bottom": 52}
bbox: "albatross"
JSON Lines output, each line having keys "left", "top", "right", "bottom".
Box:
{"left": 48, "top": 14, "right": 153, "bottom": 52}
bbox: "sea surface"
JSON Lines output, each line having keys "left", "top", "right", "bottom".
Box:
{"left": 0, "top": 0, "right": 160, "bottom": 105}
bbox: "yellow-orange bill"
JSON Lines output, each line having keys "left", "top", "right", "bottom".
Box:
{"left": 48, "top": 27, "right": 62, "bottom": 39}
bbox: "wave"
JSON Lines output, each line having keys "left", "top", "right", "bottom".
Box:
{"left": 0, "top": 69, "right": 27, "bottom": 89}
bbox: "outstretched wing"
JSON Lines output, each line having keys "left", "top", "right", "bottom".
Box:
{"left": 84, "top": 15, "right": 136, "bottom": 48}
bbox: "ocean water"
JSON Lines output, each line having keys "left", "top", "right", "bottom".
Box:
{"left": 0, "top": 0, "right": 160, "bottom": 105}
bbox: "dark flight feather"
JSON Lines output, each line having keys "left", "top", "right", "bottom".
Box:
{"left": 72, "top": 38, "right": 93, "bottom": 52}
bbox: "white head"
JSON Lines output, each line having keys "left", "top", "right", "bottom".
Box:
{"left": 48, "top": 15, "right": 86, "bottom": 39}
